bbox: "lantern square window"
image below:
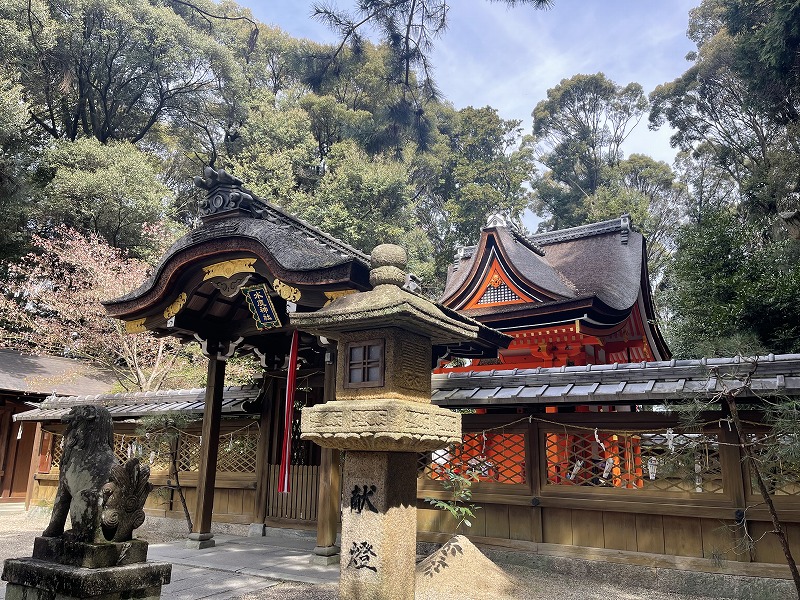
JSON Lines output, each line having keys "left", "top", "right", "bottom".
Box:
{"left": 346, "top": 339, "right": 384, "bottom": 388}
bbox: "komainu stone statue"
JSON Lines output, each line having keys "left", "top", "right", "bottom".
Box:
{"left": 2, "top": 403, "right": 171, "bottom": 600}
{"left": 42, "top": 405, "right": 117, "bottom": 542}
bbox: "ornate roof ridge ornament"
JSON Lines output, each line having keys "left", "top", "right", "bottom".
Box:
{"left": 482, "top": 212, "right": 546, "bottom": 256}
{"left": 485, "top": 213, "right": 509, "bottom": 228}
{"left": 193, "top": 167, "right": 370, "bottom": 263}
{"left": 194, "top": 167, "right": 258, "bottom": 222}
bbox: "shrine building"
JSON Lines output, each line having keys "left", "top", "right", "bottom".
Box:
{"left": 14, "top": 179, "right": 800, "bottom": 578}
{"left": 438, "top": 213, "right": 669, "bottom": 372}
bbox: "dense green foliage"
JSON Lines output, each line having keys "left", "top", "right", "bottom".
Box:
{"left": 531, "top": 73, "right": 649, "bottom": 230}
{"left": 1, "top": 0, "right": 800, "bottom": 371}
{"left": 0, "top": 0, "right": 545, "bottom": 292}
{"left": 652, "top": 0, "right": 800, "bottom": 357}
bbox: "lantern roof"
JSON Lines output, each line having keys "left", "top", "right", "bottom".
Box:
{"left": 291, "top": 244, "right": 511, "bottom": 349}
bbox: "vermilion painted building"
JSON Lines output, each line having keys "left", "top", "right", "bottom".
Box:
{"left": 438, "top": 214, "right": 669, "bottom": 372}
{"left": 433, "top": 214, "right": 671, "bottom": 496}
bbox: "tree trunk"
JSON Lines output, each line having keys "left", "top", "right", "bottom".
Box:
{"left": 169, "top": 432, "right": 193, "bottom": 532}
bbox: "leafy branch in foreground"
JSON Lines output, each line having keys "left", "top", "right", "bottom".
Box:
{"left": 136, "top": 413, "right": 198, "bottom": 533}
{"left": 677, "top": 359, "right": 800, "bottom": 597}
{"left": 425, "top": 461, "right": 481, "bottom": 531}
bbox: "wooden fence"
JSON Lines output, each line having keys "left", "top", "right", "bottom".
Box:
{"left": 31, "top": 418, "right": 311, "bottom": 526}
{"left": 416, "top": 411, "right": 800, "bottom": 574}
{"left": 29, "top": 409, "right": 800, "bottom": 575}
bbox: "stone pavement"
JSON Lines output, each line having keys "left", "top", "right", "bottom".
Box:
{"left": 146, "top": 530, "right": 339, "bottom": 600}
{"left": 0, "top": 526, "right": 337, "bottom": 600}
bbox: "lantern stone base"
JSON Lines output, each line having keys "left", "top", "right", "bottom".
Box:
{"left": 340, "top": 451, "right": 417, "bottom": 600}
{"left": 300, "top": 399, "right": 461, "bottom": 452}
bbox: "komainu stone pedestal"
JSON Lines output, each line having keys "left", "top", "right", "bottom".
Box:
{"left": 2, "top": 537, "right": 171, "bottom": 600}
{"left": 340, "top": 452, "right": 417, "bottom": 600}
{"left": 2, "top": 406, "right": 171, "bottom": 599}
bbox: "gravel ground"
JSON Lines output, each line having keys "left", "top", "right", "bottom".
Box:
{"left": 233, "top": 564, "right": 724, "bottom": 600}
{"left": 0, "top": 512, "right": 733, "bottom": 600}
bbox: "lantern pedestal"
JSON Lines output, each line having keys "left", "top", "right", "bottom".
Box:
{"left": 293, "top": 244, "right": 487, "bottom": 600}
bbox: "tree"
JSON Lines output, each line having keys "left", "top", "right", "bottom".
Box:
{"left": 531, "top": 73, "right": 648, "bottom": 230}
{"left": 36, "top": 138, "right": 173, "bottom": 257}
{"left": 227, "top": 91, "right": 320, "bottom": 205}
{"left": 0, "top": 0, "right": 239, "bottom": 144}
{"left": 587, "top": 154, "right": 685, "bottom": 282}
{"left": 309, "top": 1, "right": 553, "bottom": 154}
{"left": 305, "top": 139, "right": 432, "bottom": 266}
{"left": 313, "top": 0, "right": 553, "bottom": 106}
{"left": 673, "top": 145, "right": 740, "bottom": 225}
{"left": 663, "top": 208, "right": 800, "bottom": 358}
{"left": 649, "top": 0, "right": 800, "bottom": 219}
{"left": 411, "top": 105, "right": 536, "bottom": 288}
{"left": 0, "top": 227, "right": 206, "bottom": 392}
{"left": 299, "top": 94, "right": 373, "bottom": 160}
{"left": 136, "top": 413, "right": 197, "bottom": 532}
{"left": 650, "top": 0, "right": 800, "bottom": 360}
{"left": 0, "top": 75, "right": 36, "bottom": 260}
{"left": 722, "top": 0, "right": 800, "bottom": 125}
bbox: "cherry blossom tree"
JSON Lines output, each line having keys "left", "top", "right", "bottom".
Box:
{"left": 0, "top": 227, "right": 206, "bottom": 392}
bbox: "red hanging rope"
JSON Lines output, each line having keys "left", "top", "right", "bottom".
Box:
{"left": 278, "top": 329, "right": 299, "bottom": 493}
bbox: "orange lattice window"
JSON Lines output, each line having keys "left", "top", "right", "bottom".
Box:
{"left": 420, "top": 431, "right": 526, "bottom": 485}
{"left": 544, "top": 429, "right": 723, "bottom": 494}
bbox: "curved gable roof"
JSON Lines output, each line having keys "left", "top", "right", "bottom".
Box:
{"left": 103, "top": 169, "right": 372, "bottom": 324}
{"left": 441, "top": 225, "right": 575, "bottom": 309}
{"left": 533, "top": 223, "right": 643, "bottom": 312}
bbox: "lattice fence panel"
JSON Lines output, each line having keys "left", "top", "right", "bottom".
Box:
{"left": 748, "top": 433, "right": 800, "bottom": 497}
{"left": 217, "top": 425, "right": 259, "bottom": 473}
{"left": 51, "top": 427, "right": 258, "bottom": 474}
{"left": 419, "top": 431, "right": 527, "bottom": 485}
{"left": 50, "top": 433, "right": 64, "bottom": 469}
{"left": 50, "top": 432, "right": 174, "bottom": 472}
{"left": 177, "top": 435, "right": 201, "bottom": 472}
{"left": 112, "top": 434, "right": 173, "bottom": 472}
{"left": 543, "top": 429, "right": 723, "bottom": 494}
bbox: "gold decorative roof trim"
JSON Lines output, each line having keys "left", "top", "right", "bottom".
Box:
{"left": 324, "top": 289, "right": 356, "bottom": 306}
{"left": 202, "top": 258, "right": 256, "bottom": 281}
{"left": 124, "top": 318, "right": 147, "bottom": 334}
{"left": 163, "top": 292, "right": 187, "bottom": 320}
{"left": 273, "top": 278, "right": 301, "bottom": 303}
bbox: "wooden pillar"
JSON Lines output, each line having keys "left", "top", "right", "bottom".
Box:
{"left": 250, "top": 380, "right": 277, "bottom": 536}
{"left": 25, "top": 422, "right": 43, "bottom": 510}
{"left": 1, "top": 419, "right": 20, "bottom": 499}
{"left": 529, "top": 418, "right": 544, "bottom": 543}
{"left": 0, "top": 408, "right": 10, "bottom": 496}
{"left": 314, "top": 344, "right": 341, "bottom": 562}
{"left": 719, "top": 407, "right": 752, "bottom": 562}
{"left": 187, "top": 351, "right": 226, "bottom": 549}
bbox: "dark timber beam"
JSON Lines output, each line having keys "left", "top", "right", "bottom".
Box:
{"left": 187, "top": 341, "right": 228, "bottom": 549}
{"left": 249, "top": 378, "right": 278, "bottom": 536}
{"left": 313, "top": 344, "right": 341, "bottom": 563}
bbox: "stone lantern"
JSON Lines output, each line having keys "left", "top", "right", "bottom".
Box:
{"left": 293, "top": 244, "right": 486, "bottom": 600}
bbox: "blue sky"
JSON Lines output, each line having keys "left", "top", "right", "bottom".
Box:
{"left": 242, "top": 0, "right": 699, "bottom": 165}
